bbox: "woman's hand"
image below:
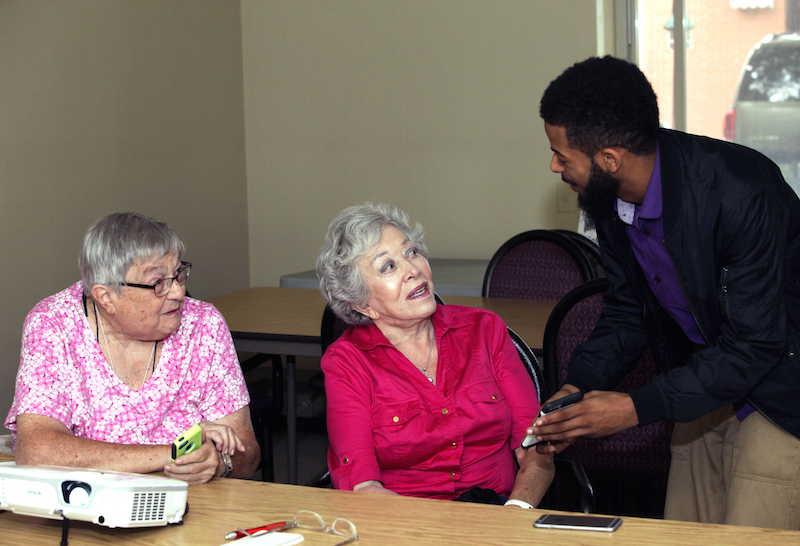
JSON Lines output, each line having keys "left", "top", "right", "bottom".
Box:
{"left": 509, "top": 446, "right": 555, "bottom": 508}
{"left": 199, "top": 420, "right": 245, "bottom": 456}
{"left": 163, "top": 437, "right": 222, "bottom": 485}
{"left": 353, "top": 480, "right": 400, "bottom": 495}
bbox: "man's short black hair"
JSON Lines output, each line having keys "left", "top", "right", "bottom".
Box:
{"left": 540, "top": 56, "right": 660, "bottom": 157}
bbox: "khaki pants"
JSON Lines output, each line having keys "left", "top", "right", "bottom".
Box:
{"left": 664, "top": 405, "right": 800, "bottom": 529}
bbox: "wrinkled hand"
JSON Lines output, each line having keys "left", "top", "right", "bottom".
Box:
{"left": 164, "top": 437, "right": 221, "bottom": 485}
{"left": 529, "top": 388, "right": 639, "bottom": 455}
{"left": 199, "top": 420, "right": 244, "bottom": 456}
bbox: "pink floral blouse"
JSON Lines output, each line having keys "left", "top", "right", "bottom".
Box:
{"left": 4, "top": 282, "right": 249, "bottom": 446}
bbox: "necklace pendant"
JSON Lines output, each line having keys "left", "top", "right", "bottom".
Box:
{"left": 427, "top": 376, "right": 434, "bottom": 383}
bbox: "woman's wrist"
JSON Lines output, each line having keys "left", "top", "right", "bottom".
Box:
{"left": 218, "top": 450, "right": 233, "bottom": 478}
{"left": 353, "top": 480, "right": 383, "bottom": 492}
{"left": 504, "top": 499, "right": 534, "bottom": 509}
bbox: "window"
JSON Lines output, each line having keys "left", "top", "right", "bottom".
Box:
{"left": 634, "top": 0, "right": 800, "bottom": 193}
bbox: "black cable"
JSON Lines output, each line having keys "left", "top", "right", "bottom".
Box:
{"left": 60, "top": 517, "right": 69, "bottom": 546}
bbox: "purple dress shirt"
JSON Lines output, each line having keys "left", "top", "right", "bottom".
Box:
{"left": 616, "top": 148, "right": 754, "bottom": 421}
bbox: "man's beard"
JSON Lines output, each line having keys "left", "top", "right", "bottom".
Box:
{"left": 575, "top": 159, "right": 621, "bottom": 229}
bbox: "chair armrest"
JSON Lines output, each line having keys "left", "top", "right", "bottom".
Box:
{"left": 306, "top": 467, "right": 332, "bottom": 488}
{"left": 555, "top": 458, "right": 595, "bottom": 514}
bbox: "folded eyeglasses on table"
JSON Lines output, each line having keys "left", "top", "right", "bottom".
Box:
{"left": 227, "top": 510, "right": 357, "bottom": 545}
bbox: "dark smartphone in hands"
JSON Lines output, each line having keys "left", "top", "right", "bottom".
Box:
{"left": 171, "top": 424, "right": 202, "bottom": 462}
{"left": 533, "top": 514, "right": 622, "bottom": 532}
{"left": 520, "top": 391, "right": 584, "bottom": 448}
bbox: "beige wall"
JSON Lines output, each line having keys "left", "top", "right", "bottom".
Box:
{"left": 242, "top": 0, "right": 604, "bottom": 287}
{"left": 1, "top": 0, "right": 608, "bottom": 433}
{"left": 0, "top": 1, "right": 250, "bottom": 432}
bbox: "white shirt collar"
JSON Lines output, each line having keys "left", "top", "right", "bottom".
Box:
{"left": 617, "top": 198, "right": 637, "bottom": 225}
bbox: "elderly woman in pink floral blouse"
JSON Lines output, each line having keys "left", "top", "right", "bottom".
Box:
{"left": 4, "top": 212, "right": 259, "bottom": 484}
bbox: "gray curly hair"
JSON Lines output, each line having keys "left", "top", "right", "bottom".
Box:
{"left": 317, "top": 202, "right": 428, "bottom": 325}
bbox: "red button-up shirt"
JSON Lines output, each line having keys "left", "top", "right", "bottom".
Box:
{"left": 322, "top": 305, "right": 540, "bottom": 499}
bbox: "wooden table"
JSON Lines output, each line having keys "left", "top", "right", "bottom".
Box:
{"left": 207, "top": 287, "right": 556, "bottom": 355}
{"left": 280, "top": 258, "right": 490, "bottom": 297}
{"left": 208, "top": 287, "right": 326, "bottom": 485}
{"left": 207, "top": 287, "right": 558, "bottom": 484}
{"left": 1, "top": 453, "right": 796, "bottom": 546}
{"left": 444, "top": 294, "right": 557, "bottom": 351}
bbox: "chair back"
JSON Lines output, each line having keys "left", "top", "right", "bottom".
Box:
{"left": 507, "top": 327, "right": 595, "bottom": 514}
{"left": 320, "top": 305, "right": 352, "bottom": 354}
{"left": 321, "top": 294, "right": 446, "bottom": 354}
{"left": 482, "top": 230, "right": 595, "bottom": 300}
{"left": 542, "top": 278, "right": 673, "bottom": 476}
{"left": 507, "top": 327, "right": 546, "bottom": 403}
{"left": 552, "top": 229, "right": 604, "bottom": 278}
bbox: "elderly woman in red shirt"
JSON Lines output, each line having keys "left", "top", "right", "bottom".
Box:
{"left": 317, "top": 202, "right": 554, "bottom": 508}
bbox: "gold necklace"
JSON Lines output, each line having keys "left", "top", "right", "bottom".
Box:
{"left": 95, "top": 302, "right": 156, "bottom": 389}
{"left": 417, "top": 325, "right": 435, "bottom": 383}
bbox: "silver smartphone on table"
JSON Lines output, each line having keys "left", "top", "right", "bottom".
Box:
{"left": 533, "top": 514, "right": 623, "bottom": 532}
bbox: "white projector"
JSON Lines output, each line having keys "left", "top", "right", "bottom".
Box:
{"left": 0, "top": 462, "right": 188, "bottom": 528}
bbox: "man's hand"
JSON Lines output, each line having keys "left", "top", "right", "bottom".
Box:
{"left": 528, "top": 387, "right": 639, "bottom": 454}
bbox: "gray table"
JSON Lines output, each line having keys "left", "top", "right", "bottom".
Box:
{"left": 280, "top": 258, "right": 489, "bottom": 297}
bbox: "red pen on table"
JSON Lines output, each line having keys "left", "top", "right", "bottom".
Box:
{"left": 224, "top": 521, "right": 286, "bottom": 540}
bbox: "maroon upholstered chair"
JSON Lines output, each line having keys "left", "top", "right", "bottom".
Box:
{"left": 306, "top": 304, "right": 349, "bottom": 487}
{"left": 552, "top": 229, "right": 605, "bottom": 278}
{"left": 508, "top": 327, "right": 595, "bottom": 514}
{"left": 542, "top": 278, "right": 673, "bottom": 517}
{"left": 482, "top": 230, "right": 595, "bottom": 300}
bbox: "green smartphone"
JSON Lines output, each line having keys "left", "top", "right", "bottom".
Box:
{"left": 171, "top": 424, "right": 203, "bottom": 462}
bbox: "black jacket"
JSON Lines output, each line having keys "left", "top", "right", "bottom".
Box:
{"left": 566, "top": 129, "right": 800, "bottom": 439}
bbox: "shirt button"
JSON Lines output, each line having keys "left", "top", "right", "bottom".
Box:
{"left": 449, "top": 472, "right": 455, "bottom": 478}
{"left": 654, "top": 276, "right": 661, "bottom": 283}
{"left": 491, "top": 394, "right": 498, "bottom": 400}
{"left": 643, "top": 228, "right": 650, "bottom": 236}
{"left": 451, "top": 442, "right": 457, "bottom": 448}
{"left": 393, "top": 416, "right": 399, "bottom": 423}
{"left": 343, "top": 457, "right": 349, "bottom": 464}
{"left": 442, "top": 408, "right": 449, "bottom": 415}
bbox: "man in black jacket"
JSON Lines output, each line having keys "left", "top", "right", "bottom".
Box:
{"left": 529, "top": 56, "right": 800, "bottom": 529}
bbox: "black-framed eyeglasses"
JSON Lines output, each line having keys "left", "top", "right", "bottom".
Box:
{"left": 255, "top": 510, "right": 358, "bottom": 545}
{"left": 121, "top": 261, "right": 191, "bottom": 298}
